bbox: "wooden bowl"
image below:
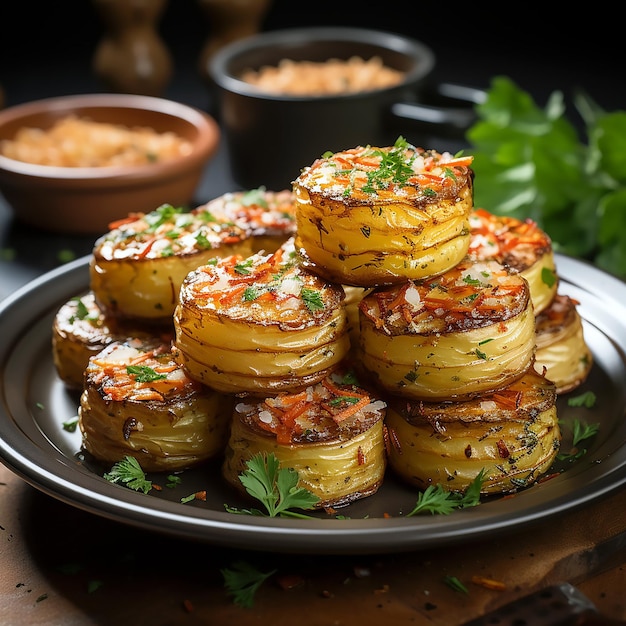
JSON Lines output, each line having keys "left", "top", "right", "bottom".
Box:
{"left": 0, "top": 94, "right": 220, "bottom": 234}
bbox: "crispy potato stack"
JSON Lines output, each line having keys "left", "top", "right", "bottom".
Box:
{"left": 223, "top": 368, "right": 387, "bottom": 508}
{"left": 385, "top": 368, "right": 560, "bottom": 494}
{"left": 534, "top": 294, "right": 593, "bottom": 393}
{"left": 90, "top": 203, "right": 253, "bottom": 325}
{"left": 357, "top": 257, "right": 536, "bottom": 401}
{"left": 293, "top": 138, "right": 474, "bottom": 286}
{"left": 199, "top": 187, "right": 297, "bottom": 253}
{"left": 79, "top": 338, "right": 233, "bottom": 472}
{"left": 173, "top": 238, "right": 350, "bottom": 395}
{"left": 51, "top": 140, "right": 595, "bottom": 501}
{"left": 468, "top": 208, "right": 558, "bottom": 315}
{"left": 52, "top": 291, "right": 171, "bottom": 390}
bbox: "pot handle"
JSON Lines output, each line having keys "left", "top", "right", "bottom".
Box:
{"left": 390, "top": 83, "right": 486, "bottom": 134}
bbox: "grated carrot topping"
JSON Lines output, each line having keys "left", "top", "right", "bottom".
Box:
{"left": 331, "top": 395, "right": 371, "bottom": 423}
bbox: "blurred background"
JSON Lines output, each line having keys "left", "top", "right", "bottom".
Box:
{"left": 0, "top": 0, "right": 623, "bottom": 290}
{"left": 0, "top": 0, "right": 622, "bottom": 116}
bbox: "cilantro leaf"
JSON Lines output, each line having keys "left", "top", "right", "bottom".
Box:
{"left": 103, "top": 456, "right": 152, "bottom": 494}
{"left": 126, "top": 364, "right": 166, "bottom": 383}
{"left": 300, "top": 287, "right": 324, "bottom": 312}
{"left": 467, "top": 76, "right": 626, "bottom": 279}
{"left": 226, "top": 452, "right": 319, "bottom": 518}
{"left": 406, "top": 469, "right": 486, "bottom": 516}
{"left": 222, "top": 561, "right": 276, "bottom": 608}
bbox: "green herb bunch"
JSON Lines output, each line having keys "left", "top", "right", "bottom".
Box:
{"left": 466, "top": 76, "right": 626, "bottom": 279}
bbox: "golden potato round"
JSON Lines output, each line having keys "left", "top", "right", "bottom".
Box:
{"left": 173, "top": 238, "right": 350, "bottom": 395}
{"left": 293, "top": 138, "right": 474, "bottom": 287}
{"left": 468, "top": 208, "right": 558, "bottom": 315}
{"left": 357, "top": 258, "right": 536, "bottom": 400}
{"left": 79, "top": 338, "right": 233, "bottom": 472}
{"left": 222, "top": 368, "right": 387, "bottom": 508}
{"left": 534, "top": 293, "right": 593, "bottom": 393}
{"left": 385, "top": 369, "right": 560, "bottom": 494}
{"left": 90, "top": 203, "right": 253, "bottom": 325}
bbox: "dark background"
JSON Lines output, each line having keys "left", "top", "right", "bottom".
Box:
{"left": 0, "top": 0, "right": 623, "bottom": 118}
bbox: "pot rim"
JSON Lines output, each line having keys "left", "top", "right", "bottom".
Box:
{"left": 209, "top": 26, "right": 436, "bottom": 102}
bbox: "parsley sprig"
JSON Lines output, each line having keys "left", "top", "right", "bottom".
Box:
{"left": 300, "top": 286, "right": 324, "bottom": 312}
{"left": 557, "top": 417, "right": 600, "bottom": 462}
{"left": 222, "top": 561, "right": 277, "bottom": 608}
{"left": 406, "top": 469, "right": 486, "bottom": 516}
{"left": 467, "top": 76, "right": 626, "bottom": 280}
{"left": 224, "top": 453, "right": 320, "bottom": 518}
{"left": 361, "top": 136, "right": 416, "bottom": 194}
{"left": 103, "top": 456, "right": 152, "bottom": 494}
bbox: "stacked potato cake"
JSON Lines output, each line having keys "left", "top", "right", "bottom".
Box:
{"left": 51, "top": 139, "right": 593, "bottom": 508}
{"left": 53, "top": 191, "right": 296, "bottom": 472}
{"left": 292, "top": 138, "right": 566, "bottom": 495}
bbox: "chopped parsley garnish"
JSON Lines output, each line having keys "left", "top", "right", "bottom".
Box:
{"left": 143, "top": 203, "right": 182, "bottom": 231}
{"left": 361, "top": 136, "right": 415, "bottom": 194}
{"left": 541, "top": 266, "right": 557, "bottom": 287}
{"left": 103, "top": 456, "right": 152, "bottom": 494}
{"left": 444, "top": 575, "right": 469, "bottom": 594}
{"left": 126, "top": 365, "right": 167, "bottom": 383}
{"left": 71, "top": 297, "right": 91, "bottom": 320}
{"left": 241, "top": 186, "right": 269, "bottom": 208}
{"left": 300, "top": 287, "right": 324, "bottom": 312}
{"left": 195, "top": 230, "right": 213, "bottom": 249}
{"left": 234, "top": 258, "right": 254, "bottom": 275}
{"left": 62, "top": 416, "right": 79, "bottom": 432}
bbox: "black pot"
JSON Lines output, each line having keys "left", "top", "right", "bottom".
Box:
{"left": 209, "top": 26, "right": 481, "bottom": 190}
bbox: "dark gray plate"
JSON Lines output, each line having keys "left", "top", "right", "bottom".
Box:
{"left": 0, "top": 254, "right": 625, "bottom": 554}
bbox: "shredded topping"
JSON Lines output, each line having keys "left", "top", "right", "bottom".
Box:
{"left": 95, "top": 203, "right": 249, "bottom": 260}
{"left": 236, "top": 369, "right": 386, "bottom": 444}
{"left": 87, "top": 339, "right": 199, "bottom": 402}
{"left": 468, "top": 208, "right": 552, "bottom": 272}
{"left": 184, "top": 238, "right": 339, "bottom": 322}
{"left": 360, "top": 258, "right": 529, "bottom": 334}
{"left": 295, "top": 136, "right": 473, "bottom": 202}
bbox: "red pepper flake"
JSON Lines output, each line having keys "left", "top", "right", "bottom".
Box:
{"left": 357, "top": 446, "right": 366, "bottom": 465}
{"left": 194, "top": 490, "right": 207, "bottom": 501}
{"left": 496, "top": 439, "right": 510, "bottom": 458}
{"left": 470, "top": 575, "right": 507, "bottom": 591}
{"left": 538, "top": 472, "right": 561, "bottom": 483}
{"left": 182, "top": 599, "right": 194, "bottom": 613}
{"left": 276, "top": 573, "right": 305, "bottom": 590}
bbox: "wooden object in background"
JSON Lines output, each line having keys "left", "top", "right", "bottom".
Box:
{"left": 197, "top": 0, "right": 272, "bottom": 84}
{"left": 92, "top": 0, "right": 172, "bottom": 97}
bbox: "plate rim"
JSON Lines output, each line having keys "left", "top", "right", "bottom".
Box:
{"left": 0, "top": 253, "right": 625, "bottom": 554}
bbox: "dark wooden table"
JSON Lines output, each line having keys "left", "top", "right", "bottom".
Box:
{"left": 1, "top": 461, "right": 625, "bottom": 625}
{"left": 1, "top": 7, "right": 625, "bottom": 623}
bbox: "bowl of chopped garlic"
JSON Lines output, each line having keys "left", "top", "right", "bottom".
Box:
{"left": 0, "top": 93, "right": 220, "bottom": 234}
{"left": 209, "top": 26, "right": 482, "bottom": 190}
